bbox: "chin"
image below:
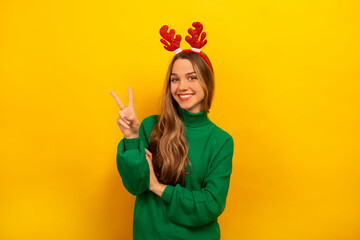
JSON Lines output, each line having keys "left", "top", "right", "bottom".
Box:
{"left": 180, "top": 104, "right": 203, "bottom": 113}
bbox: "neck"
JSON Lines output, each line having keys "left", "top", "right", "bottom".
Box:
{"left": 179, "top": 106, "right": 211, "bottom": 128}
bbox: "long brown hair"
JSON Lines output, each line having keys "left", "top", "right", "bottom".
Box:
{"left": 149, "top": 51, "right": 214, "bottom": 185}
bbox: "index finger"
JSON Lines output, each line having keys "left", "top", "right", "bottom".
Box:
{"left": 128, "top": 87, "right": 134, "bottom": 108}
{"left": 110, "top": 91, "right": 125, "bottom": 110}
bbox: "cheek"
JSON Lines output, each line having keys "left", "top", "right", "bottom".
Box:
{"left": 170, "top": 84, "right": 177, "bottom": 96}
{"left": 200, "top": 90, "right": 205, "bottom": 100}
{"left": 195, "top": 85, "right": 205, "bottom": 98}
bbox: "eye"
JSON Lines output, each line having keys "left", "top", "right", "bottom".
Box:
{"left": 170, "top": 78, "right": 179, "bottom": 82}
{"left": 189, "top": 76, "right": 197, "bottom": 80}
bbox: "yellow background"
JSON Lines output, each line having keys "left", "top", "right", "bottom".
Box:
{"left": 1, "top": 0, "right": 359, "bottom": 239}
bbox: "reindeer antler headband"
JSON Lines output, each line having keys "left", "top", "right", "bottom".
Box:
{"left": 160, "top": 22, "right": 212, "bottom": 71}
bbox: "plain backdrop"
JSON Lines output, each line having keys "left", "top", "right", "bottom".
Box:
{"left": 0, "top": 0, "right": 359, "bottom": 239}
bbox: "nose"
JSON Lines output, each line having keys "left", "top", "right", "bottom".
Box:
{"left": 179, "top": 79, "right": 188, "bottom": 90}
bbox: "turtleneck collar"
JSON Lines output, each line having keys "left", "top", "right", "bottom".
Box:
{"left": 179, "top": 106, "right": 211, "bottom": 128}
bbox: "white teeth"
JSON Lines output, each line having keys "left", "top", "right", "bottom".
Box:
{"left": 179, "top": 94, "right": 192, "bottom": 98}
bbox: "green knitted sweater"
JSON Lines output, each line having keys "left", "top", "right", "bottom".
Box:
{"left": 116, "top": 107, "right": 234, "bottom": 240}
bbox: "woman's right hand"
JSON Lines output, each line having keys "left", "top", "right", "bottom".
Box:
{"left": 110, "top": 87, "right": 139, "bottom": 139}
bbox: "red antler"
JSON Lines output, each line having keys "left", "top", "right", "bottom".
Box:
{"left": 159, "top": 25, "right": 182, "bottom": 53}
{"left": 185, "top": 22, "right": 207, "bottom": 51}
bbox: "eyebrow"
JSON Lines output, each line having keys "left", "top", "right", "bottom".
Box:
{"left": 171, "top": 71, "right": 196, "bottom": 76}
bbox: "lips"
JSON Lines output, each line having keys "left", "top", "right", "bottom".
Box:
{"left": 178, "top": 93, "right": 194, "bottom": 101}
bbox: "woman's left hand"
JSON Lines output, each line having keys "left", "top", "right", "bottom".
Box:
{"left": 145, "top": 149, "right": 166, "bottom": 197}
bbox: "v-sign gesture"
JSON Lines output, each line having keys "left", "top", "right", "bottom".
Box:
{"left": 110, "top": 87, "right": 139, "bottom": 139}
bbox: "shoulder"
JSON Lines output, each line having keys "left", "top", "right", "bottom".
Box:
{"left": 206, "top": 122, "right": 234, "bottom": 157}
{"left": 138, "top": 115, "right": 159, "bottom": 143}
{"left": 206, "top": 123, "right": 234, "bottom": 167}
{"left": 209, "top": 122, "right": 234, "bottom": 145}
{"left": 140, "top": 114, "right": 159, "bottom": 130}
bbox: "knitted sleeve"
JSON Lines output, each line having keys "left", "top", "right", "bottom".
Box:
{"left": 116, "top": 118, "right": 152, "bottom": 196}
{"left": 160, "top": 135, "right": 234, "bottom": 227}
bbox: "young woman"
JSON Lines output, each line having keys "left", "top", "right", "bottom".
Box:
{"left": 110, "top": 22, "right": 234, "bottom": 240}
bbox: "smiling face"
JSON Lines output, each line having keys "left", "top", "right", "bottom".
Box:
{"left": 170, "top": 59, "right": 205, "bottom": 113}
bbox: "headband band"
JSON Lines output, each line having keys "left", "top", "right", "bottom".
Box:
{"left": 181, "top": 49, "right": 212, "bottom": 71}
{"left": 159, "top": 22, "right": 212, "bottom": 71}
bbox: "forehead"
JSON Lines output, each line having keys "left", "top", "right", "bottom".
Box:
{"left": 171, "top": 59, "right": 195, "bottom": 74}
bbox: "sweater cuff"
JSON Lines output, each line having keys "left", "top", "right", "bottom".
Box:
{"left": 160, "top": 185, "right": 174, "bottom": 204}
{"left": 123, "top": 138, "right": 140, "bottom": 150}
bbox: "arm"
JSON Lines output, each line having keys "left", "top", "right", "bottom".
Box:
{"left": 160, "top": 136, "right": 234, "bottom": 227}
{"left": 116, "top": 119, "right": 150, "bottom": 196}
{"left": 144, "top": 148, "right": 167, "bottom": 197}
{"left": 111, "top": 89, "right": 154, "bottom": 196}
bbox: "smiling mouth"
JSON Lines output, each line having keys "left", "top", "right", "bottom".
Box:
{"left": 178, "top": 94, "right": 194, "bottom": 101}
